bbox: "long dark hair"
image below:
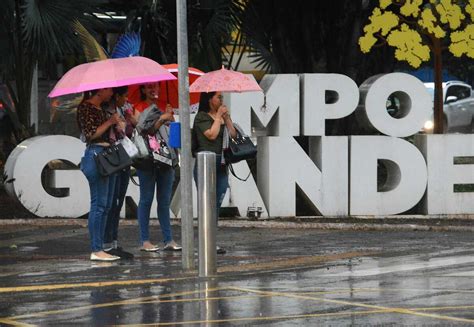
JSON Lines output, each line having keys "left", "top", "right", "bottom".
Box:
{"left": 113, "top": 86, "right": 128, "bottom": 97}
{"left": 77, "top": 89, "right": 101, "bottom": 131}
{"left": 107, "top": 86, "right": 128, "bottom": 109}
{"left": 198, "top": 92, "right": 216, "bottom": 113}
{"left": 139, "top": 84, "right": 146, "bottom": 101}
{"left": 80, "top": 89, "right": 100, "bottom": 105}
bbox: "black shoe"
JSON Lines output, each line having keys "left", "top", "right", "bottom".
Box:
{"left": 106, "top": 247, "right": 134, "bottom": 259}
{"left": 116, "top": 247, "right": 134, "bottom": 259}
{"left": 216, "top": 246, "right": 226, "bottom": 255}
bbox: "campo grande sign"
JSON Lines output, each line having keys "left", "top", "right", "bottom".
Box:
{"left": 4, "top": 73, "right": 474, "bottom": 218}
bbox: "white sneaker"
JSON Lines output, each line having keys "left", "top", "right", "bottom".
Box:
{"left": 140, "top": 244, "right": 160, "bottom": 252}
{"left": 90, "top": 253, "right": 120, "bottom": 261}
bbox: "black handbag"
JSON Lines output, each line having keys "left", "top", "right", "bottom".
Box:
{"left": 224, "top": 131, "right": 257, "bottom": 164}
{"left": 94, "top": 144, "right": 133, "bottom": 176}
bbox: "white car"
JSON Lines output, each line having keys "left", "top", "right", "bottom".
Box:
{"left": 422, "top": 81, "right": 474, "bottom": 133}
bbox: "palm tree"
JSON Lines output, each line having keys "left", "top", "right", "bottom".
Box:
{"left": 0, "top": 0, "right": 104, "bottom": 141}
{"left": 117, "top": 0, "right": 243, "bottom": 71}
{"left": 233, "top": 1, "right": 396, "bottom": 83}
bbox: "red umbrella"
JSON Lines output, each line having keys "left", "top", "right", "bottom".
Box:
{"left": 128, "top": 64, "right": 204, "bottom": 111}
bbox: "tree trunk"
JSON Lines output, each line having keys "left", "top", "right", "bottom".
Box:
{"left": 433, "top": 39, "right": 444, "bottom": 134}
{"left": 30, "top": 63, "right": 38, "bottom": 133}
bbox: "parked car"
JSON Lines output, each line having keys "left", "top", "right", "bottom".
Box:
{"left": 422, "top": 81, "right": 474, "bottom": 133}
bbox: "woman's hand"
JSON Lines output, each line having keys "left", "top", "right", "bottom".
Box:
{"left": 221, "top": 106, "right": 237, "bottom": 138}
{"left": 222, "top": 111, "right": 231, "bottom": 122}
{"left": 117, "top": 120, "right": 126, "bottom": 132}
{"left": 89, "top": 113, "right": 123, "bottom": 142}
{"left": 108, "top": 113, "right": 122, "bottom": 125}
{"left": 217, "top": 105, "right": 228, "bottom": 118}
{"left": 164, "top": 104, "right": 176, "bottom": 122}
{"left": 161, "top": 112, "right": 174, "bottom": 122}
{"left": 153, "top": 112, "right": 174, "bottom": 130}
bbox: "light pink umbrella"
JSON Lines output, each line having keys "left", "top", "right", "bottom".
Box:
{"left": 48, "top": 56, "right": 177, "bottom": 98}
{"left": 189, "top": 67, "right": 262, "bottom": 93}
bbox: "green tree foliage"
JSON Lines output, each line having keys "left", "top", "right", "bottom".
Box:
{"left": 0, "top": 0, "right": 104, "bottom": 140}
{"left": 234, "top": 1, "right": 396, "bottom": 84}
{"left": 119, "top": 0, "right": 243, "bottom": 71}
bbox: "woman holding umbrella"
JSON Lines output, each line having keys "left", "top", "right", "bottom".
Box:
{"left": 77, "top": 88, "right": 125, "bottom": 261}
{"left": 192, "top": 91, "right": 237, "bottom": 254}
{"left": 48, "top": 55, "right": 177, "bottom": 260}
{"left": 190, "top": 67, "right": 262, "bottom": 254}
{"left": 133, "top": 82, "right": 182, "bottom": 252}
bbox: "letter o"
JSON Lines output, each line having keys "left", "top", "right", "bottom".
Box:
{"left": 362, "top": 73, "right": 432, "bottom": 137}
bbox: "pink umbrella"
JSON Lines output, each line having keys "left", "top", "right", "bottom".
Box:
{"left": 48, "top": 56, "right": 177, "bottom": 98}
{"left": 189, "top": 67, "right": 262, "bottom": 93}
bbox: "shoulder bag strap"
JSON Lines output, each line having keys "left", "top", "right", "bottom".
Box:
{"left": 228, "top": 163, "right": 252, "bottom": 182}
{"left": 130, "top": 173, "right": 140, "bottom": 186}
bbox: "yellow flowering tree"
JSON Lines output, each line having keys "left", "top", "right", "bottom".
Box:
{"left": 359, "top": 0, "right": 474, "bottom": 134}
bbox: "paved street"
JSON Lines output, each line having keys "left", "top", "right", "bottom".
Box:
{"left": 0, "top": 221, "right": 473, "bottom": 326}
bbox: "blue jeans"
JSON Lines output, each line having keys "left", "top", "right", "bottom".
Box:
{"left": 137, "top": 165, "right": 175, "bottom": 244}
{"left": 104, "top": 167, "right": 130, "bottom": 245}
{"left": 193, "top": 154, "right": 229, "bottom": 219}
{"left": 80, "top": 145, "right": 116, "bottom": 252}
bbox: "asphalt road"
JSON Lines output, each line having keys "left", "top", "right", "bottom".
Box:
{"left": 0, "top": 222, "right": 473, "bottom": 326}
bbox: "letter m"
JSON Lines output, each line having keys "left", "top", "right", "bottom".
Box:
{"left": 228, "top": 74, "right": 299, "bottom": 136}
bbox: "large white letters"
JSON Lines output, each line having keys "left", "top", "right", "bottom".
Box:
{"left": 4, "top": 73, "right": 474, "bottom": 217}
{"left": 229, "top": 74, "right": 299, "bottom": 136}
{"left": 415, "top": 134, "right": 474, "bottom": 214}
{"left": 257, "top": 136, "right": 348, "bottom": 217}
{"left": 358, "top": 73, "right": 432, "bottom": 137}
{"left": 350, "top": 136, "right": 427, "bottom": 215}
{"left": 4, "top": 136, "right": 89, "bottom": 217}
{"left": 302, "top": 74, "right": 359, "bottom": 136}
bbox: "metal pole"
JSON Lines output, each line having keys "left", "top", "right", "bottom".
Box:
{"left": 199, "top": 279, "right": 218, "bottom": 325}
{"left": 197, "top": 152, "right": 217, "bottom": 277}
{"left": 177, "top": 0, "right": 194, "bottom": 270}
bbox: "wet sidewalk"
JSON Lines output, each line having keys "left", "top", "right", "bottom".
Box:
{"left": 0, "top": 221, "right": 473, "bottom": 325}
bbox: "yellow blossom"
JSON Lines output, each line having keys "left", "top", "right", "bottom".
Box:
{"left": 387, "top": 24, "right": 431, "bottom": 67}
{"left": 359, "top": 34, "right": 378, "bottom": 53}
{"left": 436, "top": 0, "right": 465, "bottom": 29}
{"left": 380, "top": 0, "right": 392, "bottom": 9}
{"left": 466, "top": 0, "right": 474, "bottom": 20}
{"left": 449, "top": 25, "right": 474, "bottom": 58}
{"left": 400, "top": 0, "right": 423, "bottom": 18}
{"left": 363, "top": 8, "right": 399, "bottom": 36}
{"left": 419, "top": 8, "right": 446, "bottom": 38}
{"left": 359, "top": 8, "right": 399, "bottom": 53}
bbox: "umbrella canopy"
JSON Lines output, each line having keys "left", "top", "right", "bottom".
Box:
{"left": 189, "top": 67, "right": 262, "bottom": 93}
{"left": 128, "top": 64, "right": 204, "bottom": 111}
{"left": 48, "top": 56, "right": 176, "bottom": 98}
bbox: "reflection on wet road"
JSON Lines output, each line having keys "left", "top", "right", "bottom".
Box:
{"left": 0, "top": 225, "right": 472, "bottom": 325}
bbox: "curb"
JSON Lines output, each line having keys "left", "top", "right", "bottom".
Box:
{"left": 0, "top": 217, "right": 473, "bottom": 232}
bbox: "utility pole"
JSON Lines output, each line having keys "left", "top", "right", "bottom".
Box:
{"left": 177, "top": 0, "right": 194, "bottom": 270}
